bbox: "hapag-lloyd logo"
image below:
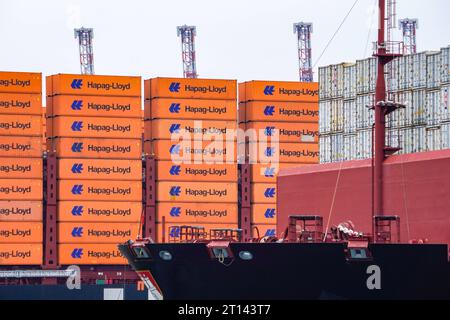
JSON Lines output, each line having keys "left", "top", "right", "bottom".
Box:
{"left": 263, "top": 85, "right": 319, "bottom": 97}
{"left": 71, "top": 79, "right": 131, "bottom": 91}
{"left": 169, "top": 82, "right": 227, "bottom": 94}
{"left": 0, "top": 79, "right": 31, "bottom": 88}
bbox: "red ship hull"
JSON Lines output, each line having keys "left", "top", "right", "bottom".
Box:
{"left": 277, "top": 149, "right": 450, "bottom": 246}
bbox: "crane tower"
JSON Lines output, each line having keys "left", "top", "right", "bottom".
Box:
{"left": 293, "top": 22, "right": 313, "bottom": 82}
{"left": 177, "top": 25, "right": 198, "bottom": 78}
{"left": 399, "top": 18, "right": 419, "bottom": 54}
{"left": 74, "top": 27, "right": 94, "bottom": 75}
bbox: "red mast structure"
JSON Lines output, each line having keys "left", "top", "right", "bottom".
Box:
{"left": 372, "top": 0, "right": 404, "bottom": 235}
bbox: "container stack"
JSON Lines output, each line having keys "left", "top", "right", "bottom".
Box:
{"left": 319, "top": 63, "right": 357, "bottom": 162}
{"left": 46, "top": 74, "right": 142, "bottom": 264}
{"left": 144, "top": 78, "right": 238, "bottom": 242}
{"left": 239, "top": 81, "right": 319, "bottom": 238}
{"left": 0, "top": 71, "right": 43, "bottom": 265}
{"left": 319, "top": 45, "right": 450, "bottom": 163}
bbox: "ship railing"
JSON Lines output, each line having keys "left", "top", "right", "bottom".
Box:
{"left": 287, "top": 215, "right": 324, "bottom": 243}
{"left": 373, "top": 40, "right": 404, "bottom": 56}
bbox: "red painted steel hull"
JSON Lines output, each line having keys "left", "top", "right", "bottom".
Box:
{"left": 277, "top": 149, "right": 450, "bottom": 245}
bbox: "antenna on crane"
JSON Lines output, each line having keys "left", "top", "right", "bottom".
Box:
{"left": 177, "top": 25, "right": 198, "bottom": 79}
{"left": 74, "top": 27, "right": 94, "bottom": 75}
{"left": 399, "top": 19, "right": 419, "bottom": 55}
{"left": 293, "top": 22, "right": 313, "bottom": 82}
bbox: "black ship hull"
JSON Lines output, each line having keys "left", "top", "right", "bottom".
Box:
{"left": 119, "top": 242, "right": 450, "bottom": 300}
{"left": 0, "top": 284, "right": 148, "bottom": 300}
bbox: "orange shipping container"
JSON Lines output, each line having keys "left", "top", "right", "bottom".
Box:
{"left": 145, "top": 140, "right": 237, "bottom": 162}
{"left": 46, "top": 74, "right": 141, "bottom": 97}
{"left": 251, "top": 204, "right": 277, "bottom": 224}
{"left": 0, "top": 244, "right": 42, "bottom": 265}
{"left": 58, "top": 159, "right": 142, "bottom": 180}
{"left": 251, "top": 183, "right": 277, "bottom": 204}
{"left": 0, "top": 136, "right": 42, "bottom": 157}
{"left": 0, "top": 158, "right": 43, "bottom": 179}
{"left": 246, "top": 142, "right": 319, "bottom": 164}
{"left": 58, "top": 244, "right": 127, "bottom": 265}
{"left": 47, "top": 116, "right": 142, "bottom": 139}
{"left": 0, "top": 179, "right": 43, "bottom": 200}
{"left": 0, "top": 222, "right": 43, "bottom": 243}
{"left": 58, "top": 201, "right": 142, "bottom": 222}
{"left": 238, "top": 101, "right": 318, "bottom": 123}
{"left": 251, "top": 224, "right": 277, "bottom": 238}
{"left": 46, "top": 95, "right": 142, "bottom": 118}
{"left": 157, "top": 181, "right": 237, "bottom": 203}
{"left": 0, "top": 201, "right": 43, "bottom": 222}
{"left": 156, "top": 161, "right": 237, "bottom": 182}
{"left": 156, "top": 223, "right": 239, "bottom": 243}
{"left": 250, "top": 163, "right": 303, "bottom": 183}
{"left": 145, "top": 98, "right": 237, "bottom": 120}
{"left": 144, "top": 119, "right": 237, "bottom": 141}
{"left": 49, "top": 138, "right": 141, "bottom": 159}
{"left": 0, "top": 115, "right": 42, "bottom": 137}
{"left": 145, "top": 78, "right": 236, "bottom": 100}
{"left": 0, "top": 93, "right": 42, "bottom": 115}
{"left": 242, "top": 122, "right": 319, "bottom": 143}
{"left": 58, "top": 180, "right": 141, "bottom": 201}
{"left": 239, "top": 81, "right": 319, "bottom": 103}
{"left": 0, "top": 72, "right": 41, "bottom": 94}
{"left": 156, "top": 203, "right": 238, "bottom": 224}
{"left": 58, "top": 222, "right": 141, "bottom": 243}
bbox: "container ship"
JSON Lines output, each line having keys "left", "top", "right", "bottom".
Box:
{"left": 118, "top": 1, "right": 450, "bottom": 300}
{"left": 1, "top": 0, "right": 450, "bottom": 300}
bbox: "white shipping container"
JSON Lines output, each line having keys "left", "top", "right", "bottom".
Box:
{"left": 426, "top": 127, "right": 442, "bottom": 151}
{"left": 343, "top": 64, "right": 357, "bottom": 100}
{"left": 442, "top": 122, "right": 450, "bottom": 150}
{"left": 330, "top": 64, "right": 344, "bottom": 98}
{"left": 319, "top": 100, "right": 332, "bottom": 134}
{"left": 386, "top": 58, "right": 399, "bottom": 93}
{"left": 398, "top": 55, "right": 411, "bottom": 91}
{"left": 331, "top": 99, "right": 344, "bottom": 132}
{"left": 356, "top": 59, "right": 371, "bottom": 94}
{"left": 396, "top": 91, "right": 413, "bottom": 127}
{"left": 343, "top": 99, "right": 357, "bottom": 133}
{"left": 356, "top": 129, "right": 372, "bottom": 160}
{"left": 412, "top": 89, "right": 427, "bottom": 125}
{"left": 343, "top": 134, "right": 357, "bottom": 161}
{"left": 356, "top": 93, "right": 375, "bottom": 129}
{"left": 440, "top": 46, "right": 450, "bottom": 84}
{"left": 440, "top": 84, "right": 450, "bottom": 121}
{"left": 412, "top": 52, "right": 427, "bottom": 88}
{"left": 400, "top": 126, "right": 426, "bottom": 154}
{"left": 426, "top": 52, "right": 441, "bottom": 89}
{"left": 368, "top": 57, "right": 378, "bottom": 93}
{"left": 319, "top": 134, "right": 332, "bottom": 163}
{"left": 426, "top": 90, "right": 441, "bottom": 126}
{"left": 330, "top": 134, "right": 344, "bottom": 162}
{"left": 319, "top": 66, "right": 330, "bottom": 100}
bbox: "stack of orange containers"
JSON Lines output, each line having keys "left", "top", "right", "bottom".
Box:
{"left": 144, "top": 78, "right": 238, "bottom": 242}
{"left": 46, "top": 74, "right": 142, "bottom": 264}
{"left": 239, "top": 81, "right": 319, "bottom": 237}
{"left": 0, "top": 71, "right": 43, "bottom": 265}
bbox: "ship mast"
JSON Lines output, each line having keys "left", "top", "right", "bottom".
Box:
{"left": 373, "top": 0, "right": 403, "bottom": 232}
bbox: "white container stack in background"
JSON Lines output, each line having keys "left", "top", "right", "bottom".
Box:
{"left": 319, "top": 46, "right": 450, "bottom": 163}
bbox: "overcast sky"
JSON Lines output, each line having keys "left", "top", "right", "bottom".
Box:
{"left": 0, "top": 0, "right": 449, "bottom": 85}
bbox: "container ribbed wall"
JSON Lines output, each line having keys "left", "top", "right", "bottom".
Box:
{"left": 319, "top": 45, "right": 450, "bottom": 163}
